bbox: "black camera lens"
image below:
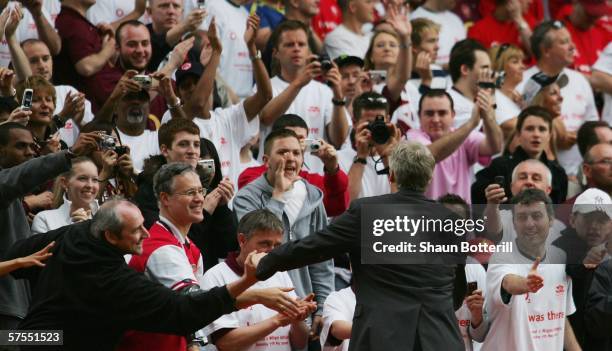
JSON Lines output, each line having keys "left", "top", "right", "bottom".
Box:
{"left": 367, "top": 116, "right": 391, "bottom": 144}
{"left": 319, "top": 54, "right": 333, "bottom": 71}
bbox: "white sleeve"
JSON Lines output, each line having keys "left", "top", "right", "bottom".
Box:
{"left": 582, "top": 77, "right": 600, "bottom": 121}
{"left": 215, "top": 101, "right": 259, "bottom": 148}
{"left": 485, "top": 264, "right": 517, "bottom": 312}
{"left": 145, "top": 245, "right": 199, "bottom": 290}
{"left": 565, "top": 274, "right": 576, "bottom": 316}
{"left": 201, "top": 267, "right": 242, "bottom": 336}
{"left": 320, "top": 290, "right": 354, "bottom": 349}
{"left": 30, "top": 212, "right": 50, "bottom": 235}
{"left": 593, "top": 43, "right": 612, "bottom": 75}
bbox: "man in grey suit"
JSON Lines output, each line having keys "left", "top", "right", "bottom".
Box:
{"left": 254, "top": 141, "right": 465, "bottom": 351}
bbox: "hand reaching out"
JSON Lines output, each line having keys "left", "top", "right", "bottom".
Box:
{"left": 525, "top": 257, "right": 544, "bottom": 293}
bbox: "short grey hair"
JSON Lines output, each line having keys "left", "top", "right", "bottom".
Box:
{"left": 90, "top": 198, "right": 131, "bottom": 239}
{"left": 153, "top": 162, "right": 197, "bottom": 200}
{"left": 389, "top": 141, "right": 435, "bottom": 192}
{"left": 511, "top": 159, "right": 552, "bottom": 185}
{"left": 237, "top": 209, "right": 284, "bottom": 240}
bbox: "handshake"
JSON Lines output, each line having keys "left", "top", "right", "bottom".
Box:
{"left": 235, "top": 251, "right": 318, "bottom": 321}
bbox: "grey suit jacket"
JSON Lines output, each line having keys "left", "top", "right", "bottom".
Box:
{"left": 256, "top": 189, "right": 465, "bottom": 351}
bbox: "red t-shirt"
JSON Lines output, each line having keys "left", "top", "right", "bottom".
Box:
{"left": 558, "top": 5, "right": 612, "bottom": 75}
{"left": 311, "top": 0, "right": 342, "bottom": 40}
{"left": 467, "top": 14, "right": 535, "bottom": 49}
{"left": 238, "top": 165, "right": 349, "bottom": 216}
{"left": 478, "top": 0, "right": 544, "bottom": 23}
{"left": 54, "top": 6, "right": 117, "bottom": 110}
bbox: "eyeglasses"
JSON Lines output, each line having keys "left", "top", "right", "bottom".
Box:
{"left": 172, "top": 187, "right": 207, "bottom": 197}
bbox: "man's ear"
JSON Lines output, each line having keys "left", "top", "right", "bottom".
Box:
{"left": 158, "top": 191, "right": 170, "bottom": 208}
{"left": 460, "top": 63, "right": 469, "bottom": 78}
{"left": 262, "top": 154, "right": 269, "bottom": 166}
{"left": 237, "top": 233, "right": 247, "bottom": 250}
{"left": 104, "top": 230, "right": 119, "bottom": 245}
{"left": 160, "top": 144, "right": 169, "bottom": 158}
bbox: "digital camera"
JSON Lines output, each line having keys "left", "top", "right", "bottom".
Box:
{"left": 133, "top": 75, "right": 152, "bottom": 89}
{"left": 304, "top": 139, "right": 322, "bottom": 153}
{"left": 367, "top": 115, "right": 391, "bottom": 145}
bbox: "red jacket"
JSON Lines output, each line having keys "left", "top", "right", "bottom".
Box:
{"left": 238, "top": 165, "right": 349, "bottom": 216}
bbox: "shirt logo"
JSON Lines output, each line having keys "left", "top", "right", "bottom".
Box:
{"left": 220, "top": 137, "right": 228, "bottom": 145}
{"left": 230, "top": 32, "right": 237, "bottom": 40}
{"left": 555, "top": 284, "right": 565, "bottom": 296}
{"left": 180, "top": 62, "right": 192, "bottom": 71}
{"left": 116, "top": 9, "right": 125, "bottom": 17}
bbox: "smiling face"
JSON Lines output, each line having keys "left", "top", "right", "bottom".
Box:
{"left": 118, "top": 24, "right": 152, "bottom": 71}
{"left": 419, "top": 95, "right": 455, "bottom": 141}
{"left": 117, "top": 96, "right": 150, "bottom": 130}
{"left": 263, "top": 136, "right": 303, "bottom": 179}
{"left": 518, "top": 115, "right": 550, "bottom": 158}
{"left": 23, "top": 41, "right": 53, "bottom": 81}
{"left": 513, "top": 201, "right": 553, "bottom": 253}
{"left": 105, "top": 204, "right": 150, "bottom": 255}
{"left": 160, "top": 171, "right": 205, "bottom": 227}
{"left": 161, "top": 131, "right": 201, "bottom": 169}
{"left": 62, "top": 160, "right": 100, "bottom": 209}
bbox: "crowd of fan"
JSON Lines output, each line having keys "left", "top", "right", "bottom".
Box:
{"left": 0, "top": 0, "right": 612, "bottom": 350}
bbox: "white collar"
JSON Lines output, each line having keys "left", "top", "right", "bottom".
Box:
{"left": 158, "top": 215, "right": 190, "bottom": 245}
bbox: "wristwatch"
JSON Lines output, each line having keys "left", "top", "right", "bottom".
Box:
{"left": 167, "top": 97, "right": 182, "bottom": 110}
{"left": 332, "top": 98, "right": 346, "bottom": 106}
{"left": 250, "top": 50, "right": 262, "bottom": 62}
{"left": 353, "top": 156, "right": 367, "bottom": 165}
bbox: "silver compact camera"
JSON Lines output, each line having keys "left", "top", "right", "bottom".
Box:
{"left": 305, "top": 139, "right": 322, "bottom": 153}
{"left": 133, "top": 75, "right": 152, "bottom": 89}
{"left": 97, "top": 132, "right": 117, "bottom": 150}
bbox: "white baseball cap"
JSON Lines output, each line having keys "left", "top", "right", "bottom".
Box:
{"left": 523, "top": 71, "right": 569, "bottom": 105}
{"left": 572, "top": 188, "right": 612, "bottom": 218}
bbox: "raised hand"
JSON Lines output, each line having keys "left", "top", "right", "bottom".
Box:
{"left": 583, "top": 246, "right": 607, "bottom": 269}
{"left": 485, "top": 183, "right": 507, "bottom": 204}
{"left": 4, "top": 4, "right": 23, "bottom": 39}
{"left": 207, "top": 17, "right": 222, "bottom": 54}
{"left": 525, "top": 257, "right": 544, "bottom": 293}
{"left": 324, "top": 62, "right": 344, "bottom": 99}
{"left": 414, "top": 52, "right": 433, "bottom": 82}
{"left": 313, "top": 139, "right": 339, "bottom": 173}
{"left": 355, "top": 121, "right": 373, "bottom": 158}
{"left": 110, "top": 70, "right": 141, "bottom": 100}
{"left": 294, "top": 55, "right": 322, "bottom": 88}
{"left": 16, "top": 241, "right": 55, "bottom": 268}
{"left": 244, "top": 14, "right": 260, "bottom": 49}
{"left": 465, "top": 290, "right": 484, "bottom": 327}
{"left": 71, "top": 132, "right": 102, "bottom": 157}
{"left": 183, "top": 8, "right": 206, "bottom": 33}
{"left": 386, "top": 2, "right": 411, "bottom": 38}
{"left": 6, "top": 107, "right": 31, "bottom": 126}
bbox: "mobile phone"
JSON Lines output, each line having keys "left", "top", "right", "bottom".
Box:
{"left": 369, "top": 70, "right": 387, "bottom": 84}
{"left": 198, "top": 158, "right": 215, "bottom": 170}
{"left": 21, "top": 88, "right": 33, "bottom": 111}
{"left": 466, "top": 281, "right": 478, "bottom": 296}
{"left": 114, "top": 145, "right": 129, "bottom": 156}
{"left": 197, "top": 0, "right": 206, "bottom": 9}
{"left": 494, "top": 175, "right": 505, "bottom": 187}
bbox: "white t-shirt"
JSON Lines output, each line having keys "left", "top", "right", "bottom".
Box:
{"left": 448, "top": 87, "right": 476, "bottom": 129}
{"left": 323, "top": 24, "right": 372, "bottom": 59}
{"left": 482, "top": 262, "right": 575, "bottom": 351}
{"left": 86, "top": 0, "right": 150, "bottom": 25}
{"left": 320, "top": 287, "right": 355, "bottom": 351}
{"left": 518, "top": 66, "right": 599, "bottom": 176}
{"left": 162, "top": 101, "right": 259, "bottom": 187}
{"left": 495, "top": 90, "right": 521, "bottom": 126}
{"left": 594, "top": 42, "right": 612, "bottom": 125}
{"left": 258, "top": 76, "right": 345, "bottom": 175}
{"left": 116, "top": 129, "right": 160, "bottom": 174}
{"left": 455, "top": 263, "right": 487, "bottom": 351}
{"left": 410, "top": 7, "right": 466, "bottom": 66}
{"left": 281, "top": 179, "right": 307, "bottom": 227}
{"left": 202, "top": 261, "right": 297, "bottom": 351}
{"left": 0, "top": 1, "right": 60, "bottom": 68}
{"left": 337, "top": 147, "right": 391, "bottom": 198}
{"left": 54, "top": 85, "right": 94, "bottom": 148}
{"left": 499, "top": 209, "right": 565, "bottom": 248}
{"left": 202, "top": 1, "right": 252, "bottom": 98}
